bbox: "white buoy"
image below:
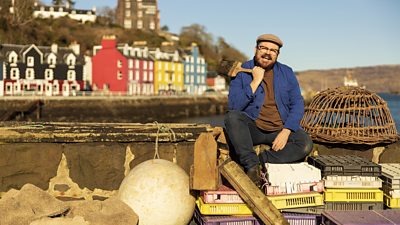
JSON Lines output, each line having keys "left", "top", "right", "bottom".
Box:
{"left": 118, "top": 159, "right": 195, "bottom": 225}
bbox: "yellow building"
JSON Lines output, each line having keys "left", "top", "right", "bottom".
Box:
{"left": 150, "top": 47, "right": 183, "bottom": 94}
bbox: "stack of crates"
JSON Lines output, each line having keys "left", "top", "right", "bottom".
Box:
{"left": 263, "top": 162, "right": 324, "bottom": 224}
{"left": 308, "top": 155, "right": 383, "bottom": 211}
{"left": 194, "top": 184, "right": 262, "bottom": 225}
{"left": 380, "top": 163, "right": 400, "bottom": 209}
{"left": 321, "top": 210, "right": 400, "bottom": 225}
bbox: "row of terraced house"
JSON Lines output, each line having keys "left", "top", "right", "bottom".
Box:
{"left": 0, "top": 36, "right": 225, "bottom": 97}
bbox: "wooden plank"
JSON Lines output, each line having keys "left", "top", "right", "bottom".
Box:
{"left": 0, "top": 122, "right": 210, "bottom": 143}
{"left": 219, "top": 159, "right": 289, "bottom": 225}
{"left": 191, "top": 132, "right": 219, "bottom": 190}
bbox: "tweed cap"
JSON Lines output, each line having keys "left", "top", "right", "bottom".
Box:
{"left": 256, "top": 34, "right": 283, "bottom": 48}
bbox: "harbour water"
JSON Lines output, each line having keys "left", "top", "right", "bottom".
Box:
{"left": 180, "top": 93, "right": 400, "bottom": 131}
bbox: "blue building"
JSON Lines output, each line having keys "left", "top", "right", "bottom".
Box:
{"left": 182, "top": 43, "right": 207, "bottom": 95}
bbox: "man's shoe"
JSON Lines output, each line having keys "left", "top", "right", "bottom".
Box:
{"left": 246, "top": 165, "right": 262, "bottom": 188}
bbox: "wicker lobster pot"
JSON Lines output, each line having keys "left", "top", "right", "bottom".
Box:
{"left": 301, "top": 87, "right": 398, "bottom": 145}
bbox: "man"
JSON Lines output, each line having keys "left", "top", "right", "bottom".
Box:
{"left": 224, "top": 34, "right": 313, "bottom": 187}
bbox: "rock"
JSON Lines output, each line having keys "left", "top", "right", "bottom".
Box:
{"left": 0, "top": 184, "right": 69, "bottom": 225}
{"left": 67, "top": 197, "right": 138, "bottom": 225}
{"left": 29, "top": 216, "right": 89, "bottom": 225}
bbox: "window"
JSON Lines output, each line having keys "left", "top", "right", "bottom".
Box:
{"left": 129, "top": 70, "right": 133, "bottom": 80}
{"left": 150, "top": 21, "right": 155, "bottom": 30}
{"left": 117, "top": 60, "right": 123, "bottom": 68}
{"left": 178, "top": 74, "right": 181, "bottom": 83}
{"left": 137, "top": 20, "right": 143, "bottom": 29}
{"left": 126, "top": 10, "right": 131, "bottom": 17}
{"left": 138, "top": 11, "right": 143, "bottom": 18}
{"left": 135, "top": 60, "right": 140, "bottom": 69}
{"left": 117, "top": 71, "right": 123, "bottom": 80}
{"left": 143, "top": 71, "right": 147, "bottom": 81}
{"left": 125, "top": 1, "right": 131, "bottom": 8}
{"left": 9, "top": 55, "right": 17, "bottom": 64}
{"left": 45, "top": 69, "right": 53, "bottom": 80}
{"left": 149, "top": 71, "right": 153, "bottom": 81}
{"left": 27, "top": 57, "right": 34, "bottom": 67}
{"left": 158, "top": 73, "right": 162, "bottom": 81}
{"left": 10, "top": 68, "right": 19, "bottom": 80}
{"left": 6, "top": 83, "right": 12, "bottom": 94}
{"left": 129, "top": 59, "right": 133, "bottom": 68}
{"left": 135, "top": 71, "right": 139, "bottom": 81}
{"left": 26, "top": 68, "right": 34, "bottom": 80}
{"left": 143, "top": 61, "right": 147, "bottom": 69}
{"left": 67, "top": 70, "right": 76, "bottom": 81}
{"left": 149, "top": 62, "right": 153, "bottom": 70}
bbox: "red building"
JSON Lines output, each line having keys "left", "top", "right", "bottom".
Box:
{"left": 92, "top": 36, "right": 128, "bottom": 92}
{"left": 92, "top": 36, "right": 154, "bottom": 95}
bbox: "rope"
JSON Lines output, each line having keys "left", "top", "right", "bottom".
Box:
{"left": 153, "top": 121, "right": 177, "bottom": 159}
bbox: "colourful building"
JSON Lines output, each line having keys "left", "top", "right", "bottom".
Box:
{"left": 92, "top": 36, "right": 154, "bottom": 95}
{"left": 182, "top": 43, "right": 207, "bottom": 95}
{"left": 0, "top": 42, "right": 84, "bottom": 96}
{"left": 92, "top": 36, "right": 128, "bottom": 92}
{"left": 149, "top": 46, "right": 183, "bottom": 94}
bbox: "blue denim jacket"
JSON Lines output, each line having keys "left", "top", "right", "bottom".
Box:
{"left": 228, "top": 59, "right": 304, "bottom": 132}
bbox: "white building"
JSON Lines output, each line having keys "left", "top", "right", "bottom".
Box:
{"left": 32, "top": 2, "right": 96, "bottom": 23}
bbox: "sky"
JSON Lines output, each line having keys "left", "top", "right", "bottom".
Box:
{"left": 42, "top": 0, "right": 400, "bottom": 71}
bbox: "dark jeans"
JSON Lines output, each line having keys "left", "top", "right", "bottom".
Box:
{"left": 224, "top": 110, "right": 313, "bottom": 171}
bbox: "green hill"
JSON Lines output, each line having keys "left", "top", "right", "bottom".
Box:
{"left": 0, "top": 4, "right": 247, "bottom": 71}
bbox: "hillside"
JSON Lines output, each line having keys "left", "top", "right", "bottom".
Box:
{"left": 296, "top": 64, "right": 400, "bottom": 94}
{"left": 0, "top": 5, "right": 247, "bottom": 71}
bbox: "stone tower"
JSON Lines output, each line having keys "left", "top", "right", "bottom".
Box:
{"left": 116, "top": 0, "right": 160, "bottom": 32}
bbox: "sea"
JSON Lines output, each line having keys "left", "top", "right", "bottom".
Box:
{"left": 179, "top": 93, "right": 400, "bottom": 131}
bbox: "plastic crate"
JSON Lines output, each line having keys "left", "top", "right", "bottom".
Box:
{"left": 267, "top": 192, "right": 324, "bottom": 209}
{"left": 321, "top": 210, "right": 400, "bottom": 225}
{"left": 196, "top": 197, "right": 252, "bottom": 215}
{"left": 324, "top": 188, "right": 383, "bottom": 202}
{"left": 282, "top": 213, "right": 318, "bottom": 225}
{"left": 265, "top": 180, "right": 324, "bottom": 196}
{"left": 380, "top": 163, "right": 400, "bottom": 189}
{"left": 281, "top": 206, "right": 324, "bottom": 215}
{"left": 324, "top": 175, "right": 382, "bottom": 189}
{"left": 307, "top": 155, "right": 381, "bottom": 177}
{"left": 324, "top": 202, "right": 383, "bottom": 211}
{"left": 382, "top": 183, "right": 400, "bottom": 198}
{"left": 383, "top": 194, "right": 400, "bottom": 208}
{"left": 265, "top": 162, "right": 321, "bottom": 186}
{"left": 201, "top": 185, "right": 244, "bottom": 204}
{"left": 193, "top": 207, "right": 261, "bottom": 225}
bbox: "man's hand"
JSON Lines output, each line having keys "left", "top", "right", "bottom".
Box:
{"left": 272, "top": 128, "right": 291, "bottom": 151}
{"left": 250, "top": 66, "right": 264, "bottom": 93}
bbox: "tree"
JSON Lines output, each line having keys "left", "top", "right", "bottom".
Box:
{"left": 9, "top": 0, "right": 35, "bottom": 26}
{"left": 161, "top": 25, "right": 169, "bottom": 32}
{"left": 97, "top": 6, "right": 116, "bottom": 25}
{"left": 66, "top": 0, "right": 75, "bottom": 8}
{"left": 52, "top": 0, "right": 64, "bottom": 6}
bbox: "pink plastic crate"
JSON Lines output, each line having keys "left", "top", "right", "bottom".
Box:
{"left": 201, "top": 185, "right": 244, "bottom": 203}
{"left": 194, "top": 207, "right": 261, "bottom": 225}
{"left": 264, "top": 180, "right": 324, "bottom": 196}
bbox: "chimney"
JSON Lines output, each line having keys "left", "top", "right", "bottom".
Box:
{"left": 101, "top": 35, "right": 117, "bottom": 49}
{"left": 51, "top": 43, "right": 58, "bottom": 54}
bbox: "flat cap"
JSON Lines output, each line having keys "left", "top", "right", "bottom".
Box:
{"left": 256, "top": 34, "right": 283, "bottom": 48}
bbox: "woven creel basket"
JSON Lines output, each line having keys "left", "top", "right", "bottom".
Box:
{"left": 301, "top": 86, "right": 399, "bottom": 145}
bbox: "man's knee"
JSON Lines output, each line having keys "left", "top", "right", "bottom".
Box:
{"left": 224, "top": 110, "right": 244, "bottom": 126}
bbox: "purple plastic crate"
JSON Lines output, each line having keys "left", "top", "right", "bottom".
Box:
{"left": 282, "top": 213, "right": 318, "bottom": 225}
{"left": 194, "top": 207, "right": 261, "bottom": 225}
{"left": 322, "top": 210, "right": 400, "bottom": 225}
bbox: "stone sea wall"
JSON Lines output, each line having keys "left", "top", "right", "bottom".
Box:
{"left": 0, "top": 95, "right": 228, "bottom": 123}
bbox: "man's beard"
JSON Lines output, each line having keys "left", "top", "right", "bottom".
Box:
{"left": 255, "top": 53, "right": 276, "bottom": 70}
